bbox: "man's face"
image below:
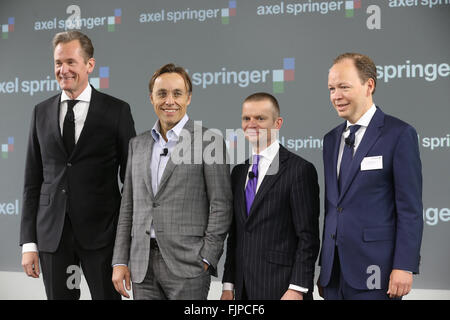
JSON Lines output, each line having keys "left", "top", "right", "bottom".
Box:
{"left": 241, "top": 99, "right": 282, "bottom": 150}
{"left": 54, "top": 40, "right": 94, "bottom": 99}
{"left": 328, "top": 59, "right": 373, "bottom": 124}
{"left": 150, "top": 72, "right": 191, "bottom": 133}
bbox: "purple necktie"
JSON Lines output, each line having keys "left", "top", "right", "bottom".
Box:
{"left": 245, "top": 154, "right": 260, "bottom": 215}
{"left": 338, "top": 125, "right": 361, "bottom": 193}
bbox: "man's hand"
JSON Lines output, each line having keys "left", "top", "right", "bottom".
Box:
{"left": 22, "top": 252, "right": 40, "bottom": 278}
{"left": 281, "top": 289, "right": 304, "bottom": 300}
{"left": 112, "top": 265, "right": 132, "bottom": 298}
{"left": 203, "top": 262, "right": 209, "bottom": 271}
{"left": 317, "top": 279, "right": 324, "bottom": 298}
{"left": 220, "top": 290, "right": 234, "bottom": 300}
{"left": 387, "top": 269, "right": 413, "bottom": 299}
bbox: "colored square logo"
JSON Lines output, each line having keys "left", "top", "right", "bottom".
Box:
{"left": 2, "top": 137, "right": 14, "bottom": 159}
{"left": 283, "top": 58, "right": 295, "bottom": 70}
{"left": 273, "top": 82, "right": 284, "bottom": 94}
{"left": 284, "top": 70, "right": 295, "bottom": 81}
{"left": 345, "top": 0, "right": 361, "bottom": 17}
{"left": 90, "top": 78, "right": 100, "bottom": 89}
{"left": 273, "top": 70, "right": 284, "bottom": 82}
{"left": 100, "top": 78, "right": 109, "bottom": 89}
{"left": 99, "top": 66, "right": 109, "bottom": 78}
{"left": 2, "top": 17, "right": 14, "bottom": 39}
{"left": 229, "top": 1, "right": 237, "bottom": 16}
{"left": 91, "top": 67, "right": 110, "bottom": 89}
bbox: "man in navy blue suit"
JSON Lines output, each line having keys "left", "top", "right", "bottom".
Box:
{"left": 318, "top": 53, "right": 423, "bottom": 300}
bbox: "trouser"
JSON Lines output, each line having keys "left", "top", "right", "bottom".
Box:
{"left": 323, "top": 248, "right": 401, "bottom": 300}
{"left": 132, "top": 239, "right": 211, "bottom": 300}
{"left": 39, "top": 215, "right": 120, "bottom": 300}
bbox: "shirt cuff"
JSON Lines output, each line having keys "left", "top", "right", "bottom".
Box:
{"left": 289, "top": 284, "right": 309, "bottom": 293}
{"left": 223, "top": 282, "right": 234, "bottom": 291}
{"left": 22, "top": 243, "right": 38, "bottom": 253}
{"left": 113, "top": 264, "right": 128, "bottom": 267}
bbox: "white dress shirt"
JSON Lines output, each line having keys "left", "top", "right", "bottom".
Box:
{"left": 22, "top": 84, "right": 92, "bottom": 254}
{"left": 337, "top": 104, "right": 376, "bottom": 177}
{"left": 149, "top": 114, "right": 189, "bottom": 238}
{"left": 223, "top": 140, "right": 309, "bottom": 295}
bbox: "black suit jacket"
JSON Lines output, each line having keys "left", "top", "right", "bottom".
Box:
{"left": 223, "top": 145, "right": 320, "bottom": 300}
{"left": 20, "top": 86, "right": 136, "bottom": 252}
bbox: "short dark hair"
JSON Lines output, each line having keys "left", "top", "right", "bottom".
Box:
{"left": 333, "top": 52, "right": 377, "bottom": 94}
{"left": 52, "top": 31, "right": 94, "bottom": 62}
{"left": 149, "top": 63, "right": 192, "bottom": 94}
{"left": 243, "top": 92, "right": 280, "bottom": 118}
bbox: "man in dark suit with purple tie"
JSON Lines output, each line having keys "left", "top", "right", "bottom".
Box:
{"left": 318, "top": 53, "right": 423, "bottom": 300}
{"left": 221, "top": 92, "right": 320, "bottom": 300}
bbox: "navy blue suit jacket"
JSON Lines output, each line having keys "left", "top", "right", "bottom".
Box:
{"left": 319, "top": 107, "right": 423, "bottom": 290}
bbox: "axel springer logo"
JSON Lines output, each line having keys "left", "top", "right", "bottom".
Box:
{"left": 90, "top": 67, "right": 110, "bottom": 89}
{"left": 257, "top": 0, "right": 362, "bottom": 18}
{"left": 273, "top": 58, "right": 295, "bottom": 93}
{"left": 190, "top": 57, "right": 295, "bottom": 94}
{"left": 107, "top": 9, "right": 122, "bottom": 31}
{"left": 1, "top": 137, "right": 14, "bottom": 159}
{"left": 2, "top": 17, "right": 14, "bottom": 39}
{"left": 34, "top": 6, "right": 122, "bottom": 32}
{"left": 139, "top": 0, "right": 236, "bottom": 24}
{"left": 345, "top": 0, "right": 362, "bottom": 17}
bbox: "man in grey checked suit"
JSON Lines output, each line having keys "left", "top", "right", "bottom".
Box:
{"left": 111, "top": 63, "right": 233, "bottom": 300}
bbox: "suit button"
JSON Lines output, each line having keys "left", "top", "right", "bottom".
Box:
{"left": 331, "top": 234, "right": 336, "bottom": 240}
{"left": 337, "top": 207, "right": 343, "bottom": 213}
{"left": 67, "top": 163, "right": 72, "bottom": 167}
{"left": 152, "top": 203, "right": 159, "bottom": 208}
{"left": 145, "top": 230, "right": 150, "bottom": 235}
{"left": 62, "top": 189, "right": 67, "bottom": 194}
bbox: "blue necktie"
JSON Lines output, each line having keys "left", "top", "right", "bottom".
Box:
{"left": 245, "top": 154, "right": 260, "bottom": 215}
{"left": 339, "top": 125, "right": 361, "bottom": 193}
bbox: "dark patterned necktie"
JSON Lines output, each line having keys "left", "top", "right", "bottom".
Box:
{"left": 338, "top": 125, "right": 361, "bottom": 193}
{"left": 63, "top": 100, "right": 79, "bottom": 155}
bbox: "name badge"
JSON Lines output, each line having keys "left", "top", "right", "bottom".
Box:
{"left": 361, "top": 156, "right": 383, "bottom": 171}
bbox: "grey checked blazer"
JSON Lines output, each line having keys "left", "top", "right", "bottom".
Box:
{"left": 112, "top": 119, "right": 233, "bottom": 283}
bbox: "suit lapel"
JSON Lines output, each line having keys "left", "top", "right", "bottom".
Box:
{"left": 246, "top": 145, "right": 288, "bottom": 219}
{"left": 154, "top": 119, "right": 194, "bottom": 199}
{"left": 50, "top": 93, "right": 67, "bottom": 156}
{"left": 237, "top": 162, "right": 250, "bottom": 223}
{"left": 330, "top": 122, "right": 346, "bottom": 204}
{"left": 338, "top": 107, "right": 385, "bottom": 201}
{"left": 72, "top": 86, "right": 101, "bottom": 158}
{"left": 142, "top": 131, "right": 155, "bottom": 200}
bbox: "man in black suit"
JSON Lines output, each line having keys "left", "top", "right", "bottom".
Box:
{"left": 20, "top": 31, "right": 136, "bottom": 300}
{"left": 221, "top": 92, "right": 320, "bottom": 300}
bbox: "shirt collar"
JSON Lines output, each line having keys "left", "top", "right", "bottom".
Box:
{"left": 252, "top": 140, "right": 280, "bottom": 163}
{"left": 60, "top": 83, "right": 92, "bottom": 103}
{"left": 151, "top": 113, "right": 189, "bottom": 143}
{"left": 346, "top": 103, "right": 376, "bottom": 130}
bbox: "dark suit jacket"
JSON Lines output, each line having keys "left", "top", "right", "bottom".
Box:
{"left": 223, "top": 145, "right": 320, "bottom": 300}
{"left": 319, "top": 107, "right": 423, "bottom": 290}
{"left": 20, "top": 86, "right": 136, "bottom": 252}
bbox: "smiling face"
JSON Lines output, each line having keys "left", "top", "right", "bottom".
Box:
{"left": 54, "top": 40, "right": 95, "bottom": 99}
{"left": 150, "top": 72, "right": 191, "bottom": 138}
{"left": 328, "top": 58, "right": 374, "bottom": 124}
{"left": 241, "top": 98, "right": 283, "bottom": 152}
